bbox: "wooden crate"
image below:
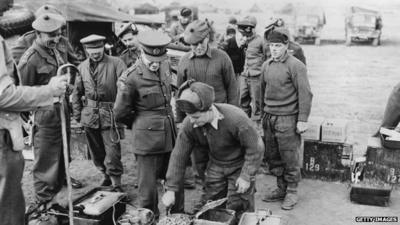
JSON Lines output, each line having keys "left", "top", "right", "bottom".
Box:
{"left": 302, "top": 140, "right": 353, "bottom": 181}
{"left": 364, "top": 137, "right": 400, "bottom": 185}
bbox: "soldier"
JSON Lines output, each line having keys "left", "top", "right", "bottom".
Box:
{"left": 176, "top": 19, "right": 238, "bottom": 192}
{"left": 264, "top": 19, "right": 306, "bottom": 65}
{"left": 11, "top": 4, "right": 80, "bottom": 65}
{"left": 237, "top": 16, "right": 267, "bottom": 124}
{"left": 162, "top": 81, "right": 264, "bottom": 219}
{"left": 260, "top": 28, "right": 313, "bottom": 210}
{"left": 71, "top": 35, "right": 127, "bottom": 190}
{"left": 169, "top": 7, "right": 193, "bottom": 44}
{"left": 219, "top": 18, "right": 246, "bottom": 79}
{"left": 113, "top": 30, "right": 184, "bottom": 218}
{"left": 17, "top": 13, "right": 77, "bottom": 211}
{"left": 177, "top": 19, "right": 238, "bottom": 121}
{"left": 117, "top": 23, "right": 140, "bottom": 67}
{"left": 0, "top": 33, "right": 68, "bottom": 225}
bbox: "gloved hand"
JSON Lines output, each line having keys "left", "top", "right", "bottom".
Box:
{"left": 162, "top": 190, "right": 176, "bottom": 208}
{"left": 48, "top": 76, "right": 68, "bottom": 97}
{"left": 235, "top": 177, "right": 250, "bottom": 193}
{"left": 296, "top": 121, "right": 309, "bottom": 134}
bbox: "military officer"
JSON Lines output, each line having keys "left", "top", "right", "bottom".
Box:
{"left": 72, "top": 34, "right": 127, "bottom": 190}
{"left": 117, "top": 23, "right": 141, "bottom": 67}
{"left": 0, "top": 32, "right": 68, "bottom": 225}
{"left": 11, "top": 4, "right": 80, "bottom": 65}
{"left": 114, "top": 30, "right": 184, "bottom": 218}
{"left": 18, "top": 13, "right": 75, "bottom": 210}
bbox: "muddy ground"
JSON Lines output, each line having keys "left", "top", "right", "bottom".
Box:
{"left": 9, "top": 0, "right": 400, "bottom": 224}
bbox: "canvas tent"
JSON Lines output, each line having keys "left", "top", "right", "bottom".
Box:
{"left": 24, "top": 0, "right": 134, "bottom": 58}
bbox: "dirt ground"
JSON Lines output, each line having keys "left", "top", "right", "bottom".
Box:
{"left": 10, "top": 0, "right": 400, "bottom": 224}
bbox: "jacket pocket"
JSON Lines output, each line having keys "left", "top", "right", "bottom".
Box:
{"left": 99, "top": 107, "right": 112, "bottom": 128}
{"left": 80, "top": 107, "right": 99, "bottom": 128}
{"left": 35, "top": 108, "right": 59, "bottom": 126}
{"left": 274, "top": 115, "right": 297, "bottom": 133}
{"left": 133, "top": 116, "right": 166, "bottom": 152}
{"left": 141, "top": 87, "right": 164, "bottom": 108}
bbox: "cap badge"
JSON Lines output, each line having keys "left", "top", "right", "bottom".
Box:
{"left": 153, "top": 48, "right": 161, "bottom": 55}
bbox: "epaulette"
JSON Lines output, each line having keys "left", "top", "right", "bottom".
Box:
{"left": 21, "top": 30, "right": 35, "bottom": 38}
{"left": 122, "top": 63, "right": 138, "bottom": 78}
{"left": 18, "top": 47, "right": 36, "bottom": 66}
{"left": 121, "top": 48, "right": 129, "bottom": 55}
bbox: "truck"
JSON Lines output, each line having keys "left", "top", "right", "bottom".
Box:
{"left": 345, "top": 6, "right": 383, "bottom": 46}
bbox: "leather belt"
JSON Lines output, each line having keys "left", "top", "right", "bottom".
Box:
{"left": 85, "top": 99, "right": 114, "bottom": 108}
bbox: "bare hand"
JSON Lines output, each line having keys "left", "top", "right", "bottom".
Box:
{"left": 296, "top": 121, "right": 308, "bottom": 134}
{"left": 48, "top": 76, "right": 68, "bottom": 97}
{"left": 162, "top": 190, "right": 176, "bottom": 208}
{"left": 235, "top": 177, "right": 250, "bottom": 194}
{"left": 176, "top": 123, "right": 183, "bottom": 130}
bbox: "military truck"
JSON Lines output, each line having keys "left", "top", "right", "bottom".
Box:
{"left": 292, "top": 11, "right": 326, "bottom": 45}
{"left": 274, "top": 4, "right": 326, "bottom": 45}
{"left": 345, "top": 6, "right": 383, "bottom": 46}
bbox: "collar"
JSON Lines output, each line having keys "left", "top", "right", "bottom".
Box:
{"left": 268, "top": 50, "right": 289, "bottom": 64}
{"left": 138, "top": 58, "right": 163, "bottom": 81}
{"left": 32, "top": 40, "right": 58, "bottom": 67}
{"left": 210, "top": 105, "right": 224, "bottom": 129}
{"left": 189, "top": 45, "right": 212, "bottom": 59}
{"left": 192, "top": 105, "right": 224, "bottom": 129}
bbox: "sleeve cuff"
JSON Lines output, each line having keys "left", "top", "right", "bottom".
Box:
{"left": 298, "top": 113, "right": 309, "bottom": 122}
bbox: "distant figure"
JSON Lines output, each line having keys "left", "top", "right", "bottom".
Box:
{"left": 117, "top": 23, "right": 140, "bottom": 67}
{"left": 219, "top": 26, "right": 246, "bottom": 78}
{"left": 169, "top": 7, "right": 193, "bottom": 44}
{"left": 237, "top": 15, "right": 267, "bottom": 125}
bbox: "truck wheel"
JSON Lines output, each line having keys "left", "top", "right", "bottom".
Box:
{"left": 372, "top": 37, "right": 379, "bottom": 46}
{"left": 0, "top": 5, "right": 34, "bottom": 38}
{"left": 315, "top": 37, "right": 321, "bottom": 46}
{"left": 345, "top": 34, "right": 351, "bottom": 46}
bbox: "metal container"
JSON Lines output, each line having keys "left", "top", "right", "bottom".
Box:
{"left": 238, "top": 211, "right": 287, "bottom": 225}
{"left": 193, "top": 208, "right": 236, "bottom": 225}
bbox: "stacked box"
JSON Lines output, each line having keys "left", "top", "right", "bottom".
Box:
{"left": 321, "top": 119, "right": 349, "bottom": 143}
{"left": 364, "top": 137, "right": 400, "bottom": 185}
{"left": 302, "top": 140, "right": 353, "bottom": 181}
{"left": 301, "top": 116, "right": 325, "bottom": 141}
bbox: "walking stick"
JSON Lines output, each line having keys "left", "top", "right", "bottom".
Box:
{"left": 57, "top": 63, "right": 78, "bottom": 225}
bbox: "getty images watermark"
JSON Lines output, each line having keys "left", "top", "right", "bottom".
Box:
{"left": 355, "top": 216, "right": 398, "bottom": 223}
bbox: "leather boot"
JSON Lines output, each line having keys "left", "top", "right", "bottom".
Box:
{"left": 111, "top": 176, "right": 124, "bottom": 192}
{"left": 262, "top": 176, "right": 287, "bottom": 202}
{"left": 100, "top": 175, "right": 112, "bottom": 186}
{"left": 281, "top": 183, "right": 298, "bottom": 210}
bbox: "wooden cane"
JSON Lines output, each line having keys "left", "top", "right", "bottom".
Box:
{"left": 57, "top": 63, "right": 78, "bottom": 225}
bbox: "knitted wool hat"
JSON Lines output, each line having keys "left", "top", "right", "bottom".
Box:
{"left": 184, "top": 20, "right": 210, "bottom": 45}
{"left": 176, "top": 80, "right": 215, "bottom": 113}
{"left": 267, "top": 27, "right": 289, "bottom": 44}
{"left": 180, "top": 7, "right": 192, "bottom": 17}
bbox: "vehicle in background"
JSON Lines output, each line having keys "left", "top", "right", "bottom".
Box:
{"left": 274, "top": 3, "right": 326, "bottom": 45}
{"left": 345, "top": 6, "right": 383, "bottom": 46}
{"left": 292, "top": 11, "right": 326, "bottom": 45}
